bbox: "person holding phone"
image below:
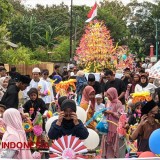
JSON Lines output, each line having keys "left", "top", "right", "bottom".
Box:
{"left": 48, "top": 99, "right": 89, "bottom": 140}
{"left": 131, "top": 100, "right": 160, "bottom": 152}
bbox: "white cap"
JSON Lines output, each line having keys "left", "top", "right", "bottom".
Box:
{"left": 32, "top": 67, "right": 41, "bottom": 73}
{"left": 95, "top": 94, "right": 102, "bottom": 99}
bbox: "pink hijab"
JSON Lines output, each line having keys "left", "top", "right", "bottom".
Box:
{"left": 106, "top": 87, "right": 123, "bottom": 133}
{"left": 106, "top": 87, "right": 119, "bottom": 104}
{"left": 80, "top": 86, "right": 95, "bottom": 109}
{"left": 1, "top": 108, "right": 33, "bottom": 159}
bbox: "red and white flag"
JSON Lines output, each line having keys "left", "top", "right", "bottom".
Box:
{"left": 85, "top": 2, "right": 97, "bottom": 23}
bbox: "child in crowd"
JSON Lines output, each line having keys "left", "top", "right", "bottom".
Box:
{"left": 23, "top": 88, "right": 48, "bottom": 121}
{"left": 131, "top": 100, "right": 160, "bottom": 152}
{"left": 0, "top": 108, "right": 33, "bottom": 159}
{"left": 48, "top": 99, "right": 89, "bottom": 140}
{"left": 95, "top": 94, "right": 105, "bottom": 112}
{"left": 80, "top": 86, "right": 96, "bottom": 130}
{"left": 128, "top": 102, "right": 142, "bottom": 126}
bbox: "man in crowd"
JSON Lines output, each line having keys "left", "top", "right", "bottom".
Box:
{"left": 62, "top": 66, "right": 69, "bottom": 81}
{"left": 121, "top": 67, "right": 132, "bottom": 88}
{"left": 88, "top": 74, "right": 102, "bottom": 94}
{"left": 9, "top": 66, "right": 21, "bottom": 82}
{"left": 0, "top": 75, "right": 31, "bottom": 109}
{"left": 104, "top": 69, "right": 126, "bottom": 105}
{"left": 0, "top": 68, "right": 7, "bottom": 77}
{"left": 49, "top": 64, "right": 62, "bottom": 79}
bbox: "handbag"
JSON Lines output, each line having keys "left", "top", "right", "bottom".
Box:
{"left": 96, "top": 115, "right": 108, "bottom": 135}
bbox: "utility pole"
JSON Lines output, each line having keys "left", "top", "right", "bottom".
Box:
{"left": 74, "top": 14, "right": 77, "bottom": 55}
{"left": 155, "top": 19, "right": 158, "bottom": 60}
{"left": 69, "top": 0, "right": 73, "bottom": 62}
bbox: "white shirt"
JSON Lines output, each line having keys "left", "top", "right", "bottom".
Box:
{"left": 22, "top": 79, "right": 47, "bottom": 100}
{"left": 95, "top": 103, "right": 105, "bottom": 112}
{"left": 135, "top": 83, "right": 157, "bottom": 93}
{"left": 40, "top": 78, "right": 54, "bottom": 104}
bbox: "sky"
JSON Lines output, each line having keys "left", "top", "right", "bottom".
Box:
{"left": 22, "top": 0, "right": 156, "bottom": 8}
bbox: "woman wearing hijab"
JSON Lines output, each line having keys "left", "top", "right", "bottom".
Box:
{"left": 0, "top": 108, "right": 33, "bottom": 159}
{"left": 130, "top": 74, "right": 140, "bottom": 93}
{"left": 80, "top": 86, "right": 96, "bottom": 130}
{"left": 0, "top": 76, "right": 10, "bottom": 101}
{"left": 135, "top": 74, "right": 157, "bottom": 93}
{"left": 101, "top": 87, "right": 124, "bottom": 159}
{"left": 48, "top": 99, "right": 89, "bottom": 140}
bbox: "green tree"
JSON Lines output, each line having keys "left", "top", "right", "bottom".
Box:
{"left": 0, "top": 0, "right": 13, "bottom": 24}
{"left": 51, "top": 36, "right": 70, "bottom": 62}
{"left": 98, "top": 0, "right": 130, "bottom": 43}
{"left": 127, "top": 1, "right": 160, "bottom": 57}
{"left": 1, "top": 46, "right": 39, "bottom": 64}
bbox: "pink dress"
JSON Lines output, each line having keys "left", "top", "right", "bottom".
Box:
{"left": 101, "top": 87, "right": 124, "bottom": 158}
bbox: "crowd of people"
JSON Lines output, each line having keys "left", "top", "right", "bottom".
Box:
{"left": 0, "top": 60, "right": 159, "bottom": 159}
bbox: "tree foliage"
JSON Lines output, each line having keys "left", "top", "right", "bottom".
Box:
{"left": 0, "top": 0, "right": 13, "bottom": 25}
{"left": 1, "top": 46, "right": 39, "bottom": 65}
{"left": 1, "top": 0, "right": 160, "bottom": 63}
{"left": 127, "top": 0, "right": 160, "bottom": 57}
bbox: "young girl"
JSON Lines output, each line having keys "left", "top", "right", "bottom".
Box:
{"left": 0, "top": 108, "right": 33, "bottom": 159}
{"left": 101, "top": 87, "right": 124, "bottom": 158}
{"left": 80, "top": 86, "right": 96, "bottom": 130}
{"left": 128, "top": 102, "right": 142, "bottom": 126}
{"left": 23, "top": 88, "right": 48, "bottom": 121}
{"left": 131, "top": 100, "right": 160, "bottom": 152}
{"left": 48, "top": 99, "right": 89, "bottom": 140}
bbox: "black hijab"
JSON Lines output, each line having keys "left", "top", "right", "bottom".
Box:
{"left": 61, "top": 99, "right": 77, "bottom": 130}
{"left": 140, "top": 74, "right": 148, "bottom": 88}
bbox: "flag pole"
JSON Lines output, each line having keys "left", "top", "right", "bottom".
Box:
{"left": 69, "top": 0, "right": 73, "bottom": 62}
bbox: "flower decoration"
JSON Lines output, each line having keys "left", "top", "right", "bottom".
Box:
{"left": 33, "top": 125, "right": 43, "bottom": 136}
{"left": 23, "top": 122, "right": 33, "bottom": 132}
{"left": 0, "top": 127, "right": 5, "bottom": 133}
{"left": 117, "top": 114, "right": 127, "bottom": 137}
{"left": 131, "top": 91, "right": 152, "bottom": 104}
{"left": 44, "top": 90, "right": 51, "bottom": 96}
{"left": 55, "top": 79, "right": 76, "bottom": 96}
{"left": 33, "top": 112, "right": 43, "bottom": 126}
{"left": 47, "top": 110, "right": 53, "bottom": 118}
{"left": 38, "top": 85, "right": 42, "bottom": 89}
